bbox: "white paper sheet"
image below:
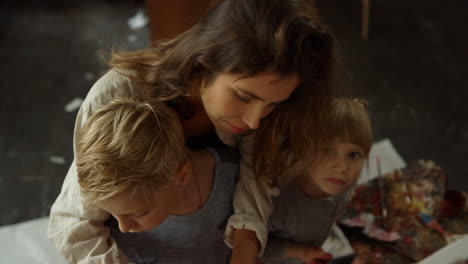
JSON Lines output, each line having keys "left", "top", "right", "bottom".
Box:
{"left": 358, "top": 138, "right": 407, "bottom": 184}
{"left": 0, "top": 217, "right": 66, "bottom": 264}
{"left": 418, "top": 235, "right": 468, "bottom": 264}
{"left": 322, "top": 224, "right": 354, "bottom": 258}
{"left": 64, "top": 97, "right": 83, "bottom": 112}
{"left": 127, "top": 9, "right": 148, "bottom": 30}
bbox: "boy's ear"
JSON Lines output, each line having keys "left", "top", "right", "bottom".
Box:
{"left": 174, "top": 162, "right": 192, "bottom": 187}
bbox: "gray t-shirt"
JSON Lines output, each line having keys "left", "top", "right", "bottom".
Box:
{"left": 263, "top": 184, "right": 349, "bottom": 264}
{"left": 108, "top": 147, "right": 239, "bottom": 264}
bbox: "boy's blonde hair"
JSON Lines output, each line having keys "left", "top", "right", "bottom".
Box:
{"left": 76, "top": 98, "right": 187, "bottom": 205}
{"left": 327, "top": 98, "right": 373, "bottom": 156}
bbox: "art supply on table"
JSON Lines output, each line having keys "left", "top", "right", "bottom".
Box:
{"left": 401, "top": 179, "right": 412, "bottom": 205}
{"left": 418, "top": 212, "right": 458, "bottom": 244}
{"left": 376, "top": 155, "right": 388, "bottom": 219}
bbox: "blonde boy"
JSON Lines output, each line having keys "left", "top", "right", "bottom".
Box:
{"left": 261, "top": 98, "right": 373, "bottom": 264}
{"left": 76, "top": 98, "right": 238, "bottom": 263}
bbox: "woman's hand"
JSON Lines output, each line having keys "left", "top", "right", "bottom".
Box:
{"left": 285, "top": 244, "right": 333, "bottom": 264}
{"left": 230, "top": 229, "right": 260, "bottom": 264}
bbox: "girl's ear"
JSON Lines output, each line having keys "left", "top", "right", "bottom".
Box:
{"left": 174, "top": 162, "right": 192, "bottom": 187}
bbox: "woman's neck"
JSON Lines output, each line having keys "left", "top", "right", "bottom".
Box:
{"left": 180, "top": 78, "right": 214, "bottom": 138}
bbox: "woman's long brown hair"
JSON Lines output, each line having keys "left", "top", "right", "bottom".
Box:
{"left": 109, "top": 0, "right": 335, "bottom": 185}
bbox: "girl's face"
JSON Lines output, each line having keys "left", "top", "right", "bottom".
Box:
{"left": 200, "top": 71, "right": 299, "bottom": 134}
{"left": 298, "top": 141, "right": 365, "bottom": 198}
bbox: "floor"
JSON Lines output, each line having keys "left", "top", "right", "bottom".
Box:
{"left": 1, "top": 0, "right": 467, "bottom": 226}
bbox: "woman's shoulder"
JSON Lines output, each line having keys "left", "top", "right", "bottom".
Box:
{"left": 78, "top": 69, "right": 153, "bottom": 119}
{"left": 73, "top": 70, "right": 139, "bottom": 149}
{"left": 84, "top": 70, "right": 138, "bottom": 108}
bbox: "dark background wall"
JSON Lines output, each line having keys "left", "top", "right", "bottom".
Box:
{"left": 1, "top": 0, "right": 467, "bottom": 226}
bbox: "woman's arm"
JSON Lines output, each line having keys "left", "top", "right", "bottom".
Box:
{"left": 225, "top": 169, "right": 277, "bottom": 256}
{"left": 225, "top": 134, "right": 280, "bottom": 262}
{"left": 230, "top": 229, "right": 260, "bottom": 264}
{"left": 48, "top": 70, "right": 134, "bottom": 263}
{"left": 48, "top": 162, "right": 129, "bottom": 264}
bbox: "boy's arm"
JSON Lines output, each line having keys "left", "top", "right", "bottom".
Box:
{"left": 48, "top": 161, "right": 129, "bottom": 264}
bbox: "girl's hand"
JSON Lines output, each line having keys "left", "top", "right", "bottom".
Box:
{"left": 285, "top": 244, "right": 333, "bottom": 264}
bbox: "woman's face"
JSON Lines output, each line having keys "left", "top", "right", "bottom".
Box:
{"left": 200, "top": 71, "right": 299, "bottom": 134}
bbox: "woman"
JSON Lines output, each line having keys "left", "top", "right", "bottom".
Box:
{"left": 48, "top": 0, "right": 334, "bottom": 263}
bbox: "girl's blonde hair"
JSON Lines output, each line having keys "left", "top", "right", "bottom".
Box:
{"left": 76, "top": 98, "right": 188, "bottom": 204}
{"left": 108, "top": 0, "right": 334, "bottom": 183}
{"left": 327, "top": 98, "right": 373, "bottom": 156}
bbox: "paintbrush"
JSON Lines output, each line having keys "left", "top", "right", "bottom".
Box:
{"left": 376, "top": 155, "right": 388, "bottom": 219}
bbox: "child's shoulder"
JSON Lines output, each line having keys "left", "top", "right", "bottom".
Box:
{"left": 206, "top": 146, "right": 240, "bottom": 166}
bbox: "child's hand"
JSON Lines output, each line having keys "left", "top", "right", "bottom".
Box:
{"left": 285, "top": 244, "right": 333, "bottom": 264}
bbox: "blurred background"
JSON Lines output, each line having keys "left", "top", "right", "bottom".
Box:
{"left": 1, "top": 0, "right": 467, "bottom": 228}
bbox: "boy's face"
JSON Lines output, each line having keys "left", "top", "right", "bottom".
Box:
{"left": 97, "top": 182, "right": 184, "bottom": 233}
{"left": 299, "top": 141, "right": 365, "bottom": 198}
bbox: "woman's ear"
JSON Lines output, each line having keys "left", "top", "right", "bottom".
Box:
{"left": 201, "top": 77, "right": 206, "bottom": 88}
{"left": 174, "top": 162, "right": 192, "bottom": 187}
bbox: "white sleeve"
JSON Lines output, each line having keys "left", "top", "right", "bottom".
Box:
{"left": 48, "top": 71, "right": 134, "bottom": 263}
{"left": 224, "top": 134, "right": 280, "bottom": 256}
{"left": 48, "top": 161, "right": 130, "bottom": 264}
